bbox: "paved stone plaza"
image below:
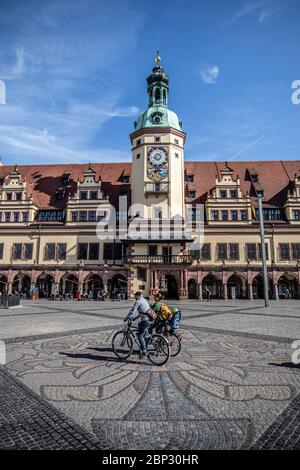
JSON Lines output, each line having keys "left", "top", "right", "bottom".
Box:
{"left": 0, "top": 299, "right": 300, "bottom": 450}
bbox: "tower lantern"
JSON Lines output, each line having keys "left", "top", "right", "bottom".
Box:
{"left": 147, "top": 52, "right": 169, "bottom": 108}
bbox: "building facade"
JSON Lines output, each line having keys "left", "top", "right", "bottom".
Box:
{"left": 0, "top": 58, "right": 300, "bottom": 300}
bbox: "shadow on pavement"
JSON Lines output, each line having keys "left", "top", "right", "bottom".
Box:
{"left": 269, "top": 362, "right": 300, "bottom": 369}
{"left": 59, "top": 349, "right": 143, "bottom": 366}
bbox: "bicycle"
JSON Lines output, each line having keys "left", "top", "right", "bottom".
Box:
{"left": 155, "top": 321, "right": 182, "bottom": 357}
{"left": 112, "top": 318, "right": 170, "bottom": 366}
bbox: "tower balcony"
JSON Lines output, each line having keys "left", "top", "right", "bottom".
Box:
{"left": 124, "top": 254, "right": 193, "bottom": 264}
{"left": 144, "top": 182, "right": 169, "bottom": 194}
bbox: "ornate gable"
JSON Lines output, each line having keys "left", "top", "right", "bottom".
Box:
{"left": 206, "top": 163, "right": 252, "bottom": 224}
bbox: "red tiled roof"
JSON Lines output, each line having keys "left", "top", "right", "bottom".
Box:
{"left": 185, "top": 160, "right": 300, "bottom": 208}
{"left": 0, "top": 160, "right": 299, "bottom": 209}
{"left": 0, "top": 163, "right": 132, "bottom": 209}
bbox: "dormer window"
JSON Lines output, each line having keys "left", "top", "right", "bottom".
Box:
{"left": 79, "top": 191, "right": 87, "bottom": 200}
{"left": 71, "top": 212, "right": 78, "bottom": 222}
{"left": 248, "top": 168, "right": 259, "bottom": 183}
{"left": 221, "top": 210, "right": 228, "bottom": 221}
{"left": 188, "top": 191, "right": 196, "bottom": 199}
{"left": 151, "top": 112, "right": 162, "bottom": 125}
{"left": 88, "top": 211, "right": 97, "bottom": 222}
{"left": 90, "top": 191, "right": 98, "bottom": 200}
{"left": 122, "top": 175, "right": 130, "bottom": 183}
{"left": 241, "top": 210, "right": 247, "bottom": 221}
{"left": 15, "top": 192, "right": 22, "bottom": 201}
{"left": 79, "top": 211, "right": 87, "bottom": 222}
{"left": 211, "top": 210, "right": 219, "bottom": 221}
{"left": 7, "top": 193, "right": 12, "bottom": 201}
{"left": 230, "top": 190, "right": 237, "bottom": 198}
{"left": 187, "top": 175, "right": 194, "bottom": 182}
{"left": 231, "top": 210, "right": 238, "bottom": 221}
{"left": 56, "top": 192, "right": 64, "bottom": 201}
{"left": 293, "top": 210, "right": 300, "bottom": 221}
{"left": 62, "top": 174, "right": 70, "bottom": 185}
{"left": 220, "top": 190, "right": 227, "bottom": 198}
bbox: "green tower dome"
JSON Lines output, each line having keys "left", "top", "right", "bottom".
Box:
{"left": 134, "top": 54, "right": 182, "bottom": 132}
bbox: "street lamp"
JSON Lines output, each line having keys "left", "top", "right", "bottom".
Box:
{"left": 257, "top": 189, "right": 269, "bottom": 307}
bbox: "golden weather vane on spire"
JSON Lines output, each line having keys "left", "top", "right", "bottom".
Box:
{"left": 155, "top": 50, "right": 161, "bottom": 66}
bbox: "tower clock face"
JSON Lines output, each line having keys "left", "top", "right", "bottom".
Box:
{"left": 147, "top": 146, "right": 168, "bottom": 181}
{"left": 149, "top": 149, "right": 166, "bottom": 165}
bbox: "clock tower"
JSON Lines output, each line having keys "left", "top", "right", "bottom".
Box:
{"left": 127, "top": 54, "right": 190, "bottom": 300}
{"left": 130, "top": 53, "right": 186, "bottom": 220}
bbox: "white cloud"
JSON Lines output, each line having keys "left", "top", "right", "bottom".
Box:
{"left": 0, "top": 124, "right": 131, "bottom": 164}
{"left": 201, "top": 66, "right": 220, "bottom": 85}
{"left": 231, "top": 1, "right": 277, "bottom": 24}
{"left": 232, "top": 2, "right": 265, "bottom": 22}
{"left": 228, "top": 134, "right": 266, "bottom": 160}
{"left": 0, "top": 0, "right": 145, "bottom": 165}
{"left": 258, "top": 9, "right": 275, "bottom": 23}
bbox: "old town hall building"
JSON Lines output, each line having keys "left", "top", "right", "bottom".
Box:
{"left": 0, "top": 58, "right": 300, "bottom": 300}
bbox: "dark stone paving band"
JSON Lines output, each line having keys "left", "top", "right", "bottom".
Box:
{"left": 3, "top": 321, "right": 296, "bottom": 345}
{"left": 189, "top": 325, "right": 296, "bottom": 344}
{"left": 252, "top": 392, "right": 300, "bottom": 450}
{"left": 3, "top": 324, "right": 120, "bottom": 344}
{"left": 0, "top": 367, "right": 103, "bottom": 450}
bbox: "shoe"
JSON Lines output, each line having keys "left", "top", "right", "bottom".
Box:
{"left": 139, "top": 351, "right": 147, "bottom": 359}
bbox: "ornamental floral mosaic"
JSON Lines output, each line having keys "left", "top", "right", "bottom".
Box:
{"left": 5, "top": 327, "right": 300, "bottom": 449}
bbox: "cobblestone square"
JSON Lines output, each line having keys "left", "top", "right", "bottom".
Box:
{"left": 0, "top": 299, "right": 300, "bottom": 450}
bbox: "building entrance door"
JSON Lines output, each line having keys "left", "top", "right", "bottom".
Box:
{"left": 165, "top": 275, "right": 179, "bottom": 299}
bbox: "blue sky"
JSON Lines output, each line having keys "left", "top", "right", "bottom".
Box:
{"left": 0, "top": 0, "right": 299, "bottom": 165}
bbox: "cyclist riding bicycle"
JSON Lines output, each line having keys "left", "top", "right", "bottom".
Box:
{"left": 151, "top": 292, "right": 173, "bottom": 333}
{"left": 150, "top": 294, "right": 182, "bottom": 357}
{"left": 126, "top": 291, "right": 156, "bottom": 359}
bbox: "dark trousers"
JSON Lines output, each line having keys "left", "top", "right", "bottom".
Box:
{"left": 138, "top": 319, "right": 154, "bottom": 352}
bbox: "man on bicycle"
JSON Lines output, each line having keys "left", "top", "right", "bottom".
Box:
{"left": 126, "top": 291, "right": 155, "bottom": 359}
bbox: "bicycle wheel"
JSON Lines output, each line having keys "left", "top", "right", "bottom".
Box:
{"left": 169, "top": 333, "right": 181, "bottom": 357}
{"left": 147, "top": 334, "right": 170, "bottom": 366}
{"left": 112, "top": 330, "right": 133, "bottom": 359}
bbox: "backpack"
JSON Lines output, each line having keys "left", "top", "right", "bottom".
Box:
{"left": 169, "top": 310, "right": 181, "bottom": 331}
{"left": 146, "top": 308, "right": 157, "bottom": 321}
{"left": 159, "top": 303, "right": 173, "bottom": 320}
